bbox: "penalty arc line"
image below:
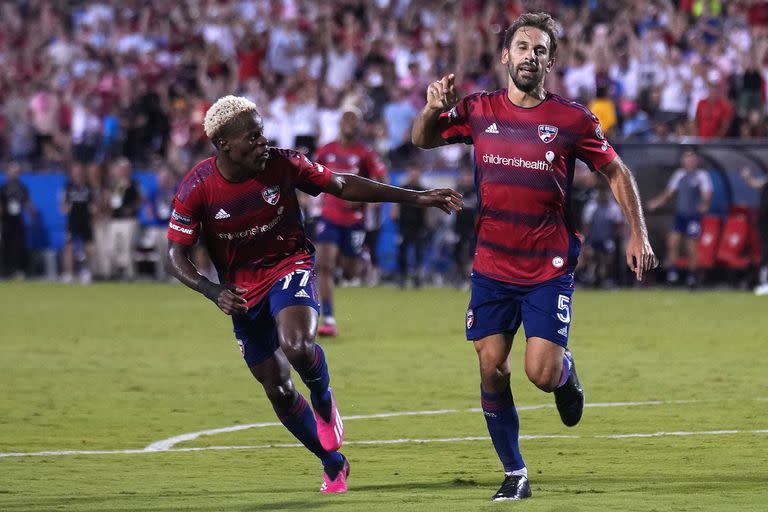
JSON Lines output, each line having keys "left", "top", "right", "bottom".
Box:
{"left": 1, "top": 430, "right": 767, "bottom": 458}
{"left": 144, "top": 399, "right": 698, "bottom": 452}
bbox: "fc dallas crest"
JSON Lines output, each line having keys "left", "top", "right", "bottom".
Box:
{"left": 262, "top": 185, "right": 280, "bottom": 205}
{"left": 538, "top": 124, "right": 559, "bottom": 143}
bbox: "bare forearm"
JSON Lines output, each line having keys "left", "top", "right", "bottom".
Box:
{"left": 606, "top": 162, "right": 648, "bottom": 239}
{"left": 166, "top": 244, "right": 217, "bottom": 298}
{"left": 333, "top": 174, "right": 420, "bottom": 204}
{"left": 411, "top": 105, "right": 444, "bottom": 148}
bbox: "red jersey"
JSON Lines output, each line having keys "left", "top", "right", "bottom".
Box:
{"left": 315, "top": 141, "right": 387, "bottom": 227}
{"left": 695, "top": 97, "right": 733, "bottom": 138}
{"left": 167, "top": 149, "right": 332, "bottom": 306}
{"left": 439, "top": 90, "right": 617, "bottom": 285}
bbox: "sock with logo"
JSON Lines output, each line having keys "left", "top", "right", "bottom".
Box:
{"left": 295, "top": 343, "right": 332, "bottom": 421}
{"left": 275, "top": 392, "right": 342, "bottom": 467}
{"left": 481, "top": 384, "right": 525, "bottom": 473}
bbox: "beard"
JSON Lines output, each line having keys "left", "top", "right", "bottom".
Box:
{"left": 508, "top": 61, "right": 544, "bottom": 93}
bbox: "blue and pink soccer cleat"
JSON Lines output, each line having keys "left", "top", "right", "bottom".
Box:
{"left": 320, "top": 456, "right": 350, "bottom": 493}
{"left": 315, "top": 388, "right": 344, "bottom": 452}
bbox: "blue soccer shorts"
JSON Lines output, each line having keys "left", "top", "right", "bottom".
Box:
{"left": 232, "top": 267, "right": 320, "bottom": 367}
{"left": 465, "top": 271, "right": 575, "bottom": 347}
{"left": 672, "top": 214, "right": 701, "bottom": 238}
{"left": 315, "top": 219, "right": 366, "bottom": 258}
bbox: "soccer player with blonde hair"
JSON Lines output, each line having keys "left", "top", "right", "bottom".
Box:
{"left": 166, "top": 95, "right": 462, "bottom": 492}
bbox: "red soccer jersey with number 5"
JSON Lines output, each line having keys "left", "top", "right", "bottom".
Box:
{"left": 168, "top": 148, "right": 332, "bottom": 306}
{"left": 438, "top": 89, "right": 617, "bottom": 285}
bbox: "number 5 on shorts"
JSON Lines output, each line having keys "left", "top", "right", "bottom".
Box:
{"left": 557, "top": 294, "right": 571, "bottom": 323}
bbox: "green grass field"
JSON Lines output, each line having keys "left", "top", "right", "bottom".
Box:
{"left": 1, "top": 282, "right": 767, "bottom": 511}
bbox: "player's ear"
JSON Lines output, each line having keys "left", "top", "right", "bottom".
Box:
{"left": 216, "top": 138, "right": 230, "bottom": 152}
{"left": 501, "top": 47, "right": 509, "bottom": 65}
{"left": 545, "top": 56, "right": 556, "bottom": 73}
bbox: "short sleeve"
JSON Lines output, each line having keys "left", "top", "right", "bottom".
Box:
{"left": 574, "top": 110, "right": 618, "bottom": 172}
{"left": 697, "top": 170, "right": 713, "bottom": 195}
{"left": 667, "top": 169, "right": 685, "bottom": 192}
{"left": 292, "top": 152, "right": 334, "bottom": 197}
{"left": 167, "top": 188, "right": 201, "bottom": 245}
{"left": 438, "top": 95, "right": 475, "bottom": 145}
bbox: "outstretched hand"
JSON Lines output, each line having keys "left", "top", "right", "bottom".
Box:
{"left": 626, "top": 235, "right": 658, "bottom": 282}
{"left": 415, "top": 188, "right": 464, "bottom": 214}
{"left": 426, "top": 74, "right": 458, "bottom": 111}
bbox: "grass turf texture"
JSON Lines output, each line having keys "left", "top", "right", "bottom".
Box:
{"left": 1, "top": 282, "right": 766, "bottom": 511}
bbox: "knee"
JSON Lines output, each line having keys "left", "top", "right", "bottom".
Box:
{"left": 525, "top": 361, "right": 560, "bottom": 392}
{"left": 477, "top": 353, "right": 510, "bottom": 389}
{"left": 262, "top": 379, "right": 297, "bottom": 410}
{"left": 281, "top": 334, "right": 315, "bottom": 365}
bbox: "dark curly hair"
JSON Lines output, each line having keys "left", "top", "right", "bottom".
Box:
{"left": 502, "top": 12, "right": 558, "bottom": 59}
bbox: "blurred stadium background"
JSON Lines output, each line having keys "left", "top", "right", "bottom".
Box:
{"left": 1, "top": 0, "right": 767, "bottom": 289}
{"left": 1, "top": 0, "right": 767, "bottom": 510}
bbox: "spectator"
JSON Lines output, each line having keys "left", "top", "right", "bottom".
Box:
{"left": 578, "top": 186, "right": 625, "bottom": 288}
{"left": 452, "top": 169, "right": 477, "bottom": 289}
{"left": 647, "top": 150, "right": 713, "bottom": 288}
{"left": 143, "top": 167, "right": 176, "bottom": 280}
{"left": 28, "top": 84, "right": 62, "bottom": 164}
{"left": 382, "top": 86, "right": 418, "bottom": 166}
{"left": 60, "top": 162, "right": 95, "bottom": 284}
{"left": 103, "top": 157, "right": 142, "bottom": 280}
{"left": 588, "top": 84, "right": 618, "bottom": 138}
{"left": 741, "top": 168, "right": 768, "bottom": 296}
{"left": 71, "top": 95, "right": 103, "bottom": 165}
{"left": 392, "top": 167, "right": 429, "bottom": 289}
{"left": 0, "top": 162, "right": 36, "bottom": 278}
{"left": 694, "top": 80, "right": 734, "bottom": 138}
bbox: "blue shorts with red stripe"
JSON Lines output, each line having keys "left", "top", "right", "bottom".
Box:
{"left": 232, "top": 267, "right": 320, "bottom": 367}
{"left": 465, "top": 271, "right": 575, "bottom": 347}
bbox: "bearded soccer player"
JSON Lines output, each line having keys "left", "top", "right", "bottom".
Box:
{"left": 412, "top": 12, "right": 657, "bottom": 501}
{"left": 166, "top": 96, "right": 462, "bottom": 493}
{"left": 314, "top": 108, "right": 387, "bottom": 337}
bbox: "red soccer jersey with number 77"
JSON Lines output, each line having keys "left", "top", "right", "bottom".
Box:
{"left": 167, "top": 148, "right": 332, "bottom": 306}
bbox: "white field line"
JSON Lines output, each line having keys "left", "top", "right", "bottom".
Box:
{"left": 1, "top": 430, "right": 767, "bottom": 459}
{"left": 145, "top": 399, "right": 699, "bottom": 452}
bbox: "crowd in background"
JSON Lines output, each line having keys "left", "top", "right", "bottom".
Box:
{"left": 1, "top": 0, "right": 767, "bottom": 288}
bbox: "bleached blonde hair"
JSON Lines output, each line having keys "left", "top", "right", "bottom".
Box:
{"left": 203, "top": 95, "right": 258, "bottom": 140}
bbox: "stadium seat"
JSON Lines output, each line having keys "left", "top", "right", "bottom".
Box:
{"left": 748, "top": 210, "right": 763, "bottom": 267}
{"left": 697, "top": 215, "right": 722, "bottom": 269}
{"left": 715, "top": 207, "right": 752, "bottom": 269}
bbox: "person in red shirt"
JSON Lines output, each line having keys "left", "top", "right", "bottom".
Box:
{"left": 695, "top": 81, "right": 734, "bottom": 138}
{"left": 313, "top": 109, "right": 388, "bottom": 337}
{"left": 166, "top": 95, "right": 461, "bottom": 494}
{"left": 412, "top": 13, "right": 657, "bottom": 501}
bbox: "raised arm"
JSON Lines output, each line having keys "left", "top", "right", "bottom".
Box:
{"left": 741, "top": 167, "right": 768, "bottom": 190}
{"left": 411, "top": 74, "right": 458, "bottom": 149}
{"left": 323, "top": 173, "right": 463, "bottom": 215}
{"left": 166, "top": 241, "right": 248, "bottom": 315}
{"left": 598, "top": 156, "right": 657, "bottom": 281}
